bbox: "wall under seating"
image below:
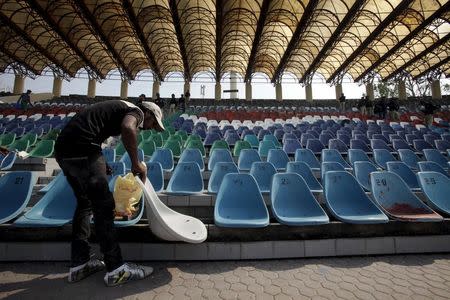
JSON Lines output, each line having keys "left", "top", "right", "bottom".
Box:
{"left": 0, "top": 93, "right": 53, "bottom": 104}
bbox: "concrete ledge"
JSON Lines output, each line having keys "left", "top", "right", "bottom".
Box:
{"left": 1, "top": 235, "right": 449, "bottom": 261}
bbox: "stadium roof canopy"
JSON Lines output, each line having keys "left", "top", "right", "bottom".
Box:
{"left": 0, "top": 0, "right": 449, "bottom": 84}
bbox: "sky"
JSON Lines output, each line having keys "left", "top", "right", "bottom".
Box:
{"left": 0, "top": 71, "right": 448, "bottom": 100}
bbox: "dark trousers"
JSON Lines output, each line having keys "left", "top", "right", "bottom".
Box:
{"left": 55, "top": 152, "right": 123, "bottom": 272}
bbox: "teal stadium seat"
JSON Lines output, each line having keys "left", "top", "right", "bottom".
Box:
{"left": 418, "top": 171, "right": 450, "bottom": 216}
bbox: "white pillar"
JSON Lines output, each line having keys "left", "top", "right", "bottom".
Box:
{"left": 398, "top": 80, "right": 406, "bottom": 100}
{"left": 245, "top": 81, "right": 252, "bottom": 101}
{"left": 120, "top": 80, "right": 128, "bottom": 99}
{"left": 335, "top": 83, "right": 343, "bottom": 101}
{"left": 230, "top": 71, "right": 238, "bottom": 99}
{"left": 13, "top": 75, "right": 25, "bottom": 94}
{"left": 366, "top": 83, "right": 374, "bottom": 101}
{"left": 215, "top": 82, "right": 221, "bottom": 101}
{"left": 431, "top": 79, "right": 441, "bottom": 99}
{"left": 87, "top": 79, "right": 96, "bottom": 98}
{"left": 52, "top": 77, "right": 63, "bottom": 97}
{"left": 183, "top": 81, "right": 190, "bottom": 95}
{"left": 152, "top": 80, "right": 160, "bottom": 99}
{"left": 275, "top": 82, "right": 282, "bottom": 101}
{"left": 305, "top": 84, "right": 313, "bottom": 102}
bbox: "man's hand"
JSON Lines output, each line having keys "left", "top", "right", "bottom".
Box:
{"left": 131, "top": 162, "right": 147, "bottom": 183}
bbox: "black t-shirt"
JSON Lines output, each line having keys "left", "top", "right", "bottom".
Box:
{"left": 56, "top": 100, "right": 143, "bottom": 156}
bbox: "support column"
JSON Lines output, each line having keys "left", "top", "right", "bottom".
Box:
{"left": 152, "top": 80, "right": 160, "bottom": 99}
{"left": 52, "top": 77, "right": 63, "bottom": 97}
{"left": 87, "top": 79, "right": 96, "bottom": 98}
{"left": 120, "top": 80, "right": 128, "bottom": 99}
{"left": 183, "top": 81, "right": 190, "bottom": 95}
{"left": 305, "top": 84, "right": 313, "bottom": 102}
{"left": 398, "top": 80, "right": 406, "bottom": 100}
{"left": 245, "top": 81, "right": 252, "bottom": 101}
{"left": 431, "top": 79, "right": 441, "bottom": 99}
{"left": 275, "top": 82, "right": 282, "bottom": 101}
{"left": 230, "top": 71, "right": 238, "bottom": 99}
{"left": 335, "top": 83, "right": 343, "bottom": 101}
{"left": 215, "top": 82, "right": 221, "bottom": 101}
{"left": 365, "top": 83, "right": 374, "bottom": 101}
{"left": 13, "top": 75, "right": 25, "bottom": 94}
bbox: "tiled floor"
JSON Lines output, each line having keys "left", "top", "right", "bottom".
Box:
{"left": 1, "top": 254, "right": 450, "bottom": 299}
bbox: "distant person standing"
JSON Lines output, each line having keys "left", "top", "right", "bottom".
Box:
{"left": 169, "top": 93, "right": 177, "bottom": 114}
{"left": 154, "top": 93, "right": 164, "bottom": 109}
{"left": 17, "top": 89, "right": 32, "bottom": 110}
{"left": 365, "top": 95, "right": 373, "bottom": 116}
{"left": 339, "top": 93, "right": 346, "bottom": 112}
{"left": 178, "top": 94, "right": 186, "bottom": 113}
{"left": 137, "top": 94, "right": 145, "bottom": 105}
{"left": 387, "top": 98, "right": 400, "bottom": 121}
{"left": 357, "top": 94, "right": 367, "bottom": 116}
{"left": 420, "top": 99, "right": 440, "bottom": 127}
{"left": 185, "top": 90, "right": 191, "bottom": 104}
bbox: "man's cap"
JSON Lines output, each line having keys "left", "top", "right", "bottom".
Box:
{"left": 139, "top": 94, "right": 145, "bottom": 98}
{"left": 140, "top": 101, "right": 165, "bottom": 131}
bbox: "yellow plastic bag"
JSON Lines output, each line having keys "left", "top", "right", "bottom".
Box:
{"left": 113, "top": 173, "right": 143, "bottom": 217}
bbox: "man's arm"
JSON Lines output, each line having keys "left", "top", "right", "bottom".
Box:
{"left": 121, "top": 114, "right": 146, "bottom": 182}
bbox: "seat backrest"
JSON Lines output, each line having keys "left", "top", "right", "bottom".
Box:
{"left": 321, "top": 149, "right": 351, "bottom": 168}
{"left": 243, "top": 134, "right": 259, "bottom": 148}
{"left": 120, "top": 149, "right": 145, "bottom": 170}
{"left": 435, "top": 140, "right": 450, "bottom": 152}
{"left": 166, "top": 162, "right": 203, "bottom": 194}
{"left": 258, "top": 140, "right": 277, "bottom": 158}
{"left": 211, "top": 140, "right": 230, "bottom": 152}
{"left": 328, "top": 139, "right": 348, "bottom": 153}
{"left": 413, "top": 139, "right": 433, "bottom": 152}
{"left": 354, "top": 161, "right": 377, "bottom": 191}
{"left": 386, "top": 161, "right": 419, "bottom": 189}
{"left": 354, "top": 134, "right": 370, "bottom": 145}
{"left": 306, "top": 139, "right": 325, "bottom": 154}
{"left": 300, "top": 133, "right": 315, "bottom": 147}
{"left": 0, "top": 171, "right": 35, "bottom": 224}
{"left": 233, "top": 140, "right": 252, "bottom": 157}
{"left": 294, "top": 148, "right": 320, "bottom": 170}
{"left": 208, "top": 149, "right": 233, "bottom": 171}
{"left": 249, "top": 161, "right": 277, "bottom": 193}
{"left": 373, "top": 149, "right": 396, "bottom": 169}
{"left": 107, "top": 162, "right": 126, "bottom": 179}
{"left": 203, "top": 132, "right": 221, "bottom": 146}
{"left": 185, "top": 139, "right": 206, "bottom": 156}
{"left": 286, "top": 161, "right": 322, "bottom": 191}
{"left": 163, "top": 139, "right": 181, "bottom": 157}
{"left": 321, "top": 161, "right": 345, "bottom": 186}
{"left": 102, "top": 148, "right": 116, "bottom": 163}
{"left": 238, "top": 149, "right": 261, "bottom": 171}
{"left": 370, "top": 139, "right": 392, "bottom": 151}
{"left": 146, "top": 162, "right": 164, "bottom": 192}
{"left": 208, "top": 162, "right": 239, "bottom": 194}
{"left": 214, "top": 173, "right": 269, "bottom": 228}
{"left": 418, "top": 161, "right": 449, "bottom": 177}
{"left": 150, "top": 148, "right": 174, "bottom": 171}
{"left": 179, "top": 148, "right": 205, "bottom": 171}
{"left": 267, "top": 149, "right": 290, "bottom": 170}
{"left": 350, "top": 139, "right": 370, "bottom": 152}
{"left": 398, "top": 149, "right": 420, "bottom": 170}
{"left": 392, "top": 139, "right": 412, "bottom": 151}
{"left": 139, "top": 140, "right": 156, "bottom": 157}
{"left": 423, "top": 149, "right": 448, "bottom": 169}
{"left": 418, "top": 171, "right": 450, "bottom": 214}
{"left": 348, "top": 149, "right": 370, "bottom": 167}
{"left": 283, "top": 138, "right": 302, "bottom": 155}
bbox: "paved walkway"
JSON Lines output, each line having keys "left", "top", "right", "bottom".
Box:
{"left": 1, "top": 254, "right": 450, "bottom": 300}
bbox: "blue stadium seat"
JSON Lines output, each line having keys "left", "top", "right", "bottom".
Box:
{"left": 39, "top": 172, "right": 64, "bottom": 194}
{"left": 294, "top": 148, "right": 320, "bottom": 171}
{"left": 354, "top": 134, "right": 370, "bottom": 145}
{"left": 329, "top": 139, "right": 349, "bottom": 154}
{"left": 424, "top": 134, "right": 439, "bottom": 146}
{"left": 258, "top": 140, "right": 277, "bottom": 158}
{"left": 370, "top": 139, "right": 393, "bottom": 151}
{"left": 321, "top": 162, "right": 345, "bottom": 187}
{"left": 225, "top": 132, "right": 240, "bottom": 146}
{"left": 267, "top": 148, "right": 290, "bottom": 171}
{"left": 0, "top": 151, "right": 17, "bottom": 171}
{"left": 271, "top": 173, "right": 329, "bottom": 226}
{"left": 203, "top": 132, "right": 221, "bottom": 146}
{"left": 398, "top": 149, "right": 421, "bottom": 170}
{"left": 350, "top": 139, "right": 371, "bottom": 153}
{"left": 435, "top": 140, "right": 450, "bottom": 152}
{"left": 283, "top": 138, "right": 302, "bottom": 155}
{"left": 179, "top": 148, "right": 205, "bottom": 171}
{"left": 263, "top": 134, "right": 281, "bottom": 148}
{"left": 306, "top": 139, "right": 325, "bottom": 155}
{"left": 354, "top": 161, "right": 378, "bottom": 191}
{"left": 149, "top": 148, "right": 174, "bottom": 171}
{"left": 373, "top": 149, "right": 397, "bottom": 169}
{"left": 348, "top": 149, "right": 371, "bottom": 167}
{"left": 0, "top": 172, "right": 36, "bottom": 224}
{"left": 418, "top": 171, "right": 450, "bottom": 216}
{"left": 423, "top": 149, "right": 449, "bottom": 170}
{"left": 413, "top": 139, "right": 433, "bottom": 152}
{"left": 108, "top": 162, "right": 126, "bottom": 180}
{"left": 166, "top": 162, "right": 203, "bottom": 195}
{"left": 14, "top": 175, "right": 77, "bottom": 227}
{"left": 244, "top": 134, "right": 260, "bottom": 148}
{"left": 386, "top": 161, "right": 420, "bottom": 190}
{"left": 208, "top": 149, "right": 233, "bottom": 171}
{"left": 214, "top": 173, "right": 269, "bottom": 228}
{"left": 300, "top": 133, "right": 315, "bottom": 148}
{"left": 238, "top": 149, "right": 262, "bottom": 171}
{"left": 321, "top": 149, "right": 351, "bottom": 169}
{"left": 418, "top": 161, "right": 449, "bottom": 178}
{"left": 249, "top": 161, "right": 277, "bottom": 193}
{"left": 324, "top": 171, "right": 388, "bottom": 224}
{"left": 286, "top": 161, "right": 322, "bottom": 192}
{"left": 146, "top": 162, "right": 164, "bottom": 192}
{"left": 337, "top": 133, "right": 351, "bottom": 146}
{"left": 372, "top": 134, "right": 389, "bottom": 144}
{"left": 102, "top": 148, "right": 116, "bottom": 163}
{"left": 120, "top": 149, "right": 145, "bottom": 171}
{"left": 208, "top": 162, "right": 239, "bottom": 194}
{"left": 319, "top": 133, "right": 333, "bottom": 147}
{"left": 370, "top": 171, "right": 443, "bottom": 221}
{"left": 392, "top": 139, "right": 413, "bottom": 151}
